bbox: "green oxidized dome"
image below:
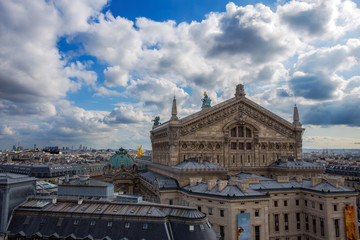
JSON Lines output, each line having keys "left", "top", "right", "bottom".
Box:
{"left": 109, "top": 147, "right": 134, "bottom": 169}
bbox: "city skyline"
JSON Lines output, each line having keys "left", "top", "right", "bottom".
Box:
{"left": 1, "top": 0, "right": 360, "bottom": 150}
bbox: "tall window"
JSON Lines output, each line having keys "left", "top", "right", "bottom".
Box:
{"left": 246, "top": 128, "right": 252, "bottom": 137}
{"left": 284, "top": 214, "right": 289, "bottom": 231}
{"left": 255, "top": 226, "right": 260, "bottom": 240}
{"left": 238, "top": 126, "right": 244, "bottom": 137}
{"left": 239, "top": 143, "right": 244, "bottom": 150}
{"left": 231, "top": 127, "right": 236, "bottom": 137}
{"left": 305, "top": 215, "right": 309, "bottom": 231}
{"left": 275, "top": 214, "right": 279, "bottom": 232}
{"left": 220, "top": 226, "right": 225, "bottom": 238}
{"left": 320, "top": 218, "right": 324, "bottom": 236}
{"left": 335, "top": 219, "right": 340, "bottom": 237}
{"left": 312, "top": 216, "right": 316, "bottom": 234}
{"left": 296, "top": 213, "right": 301, "bottom": 230}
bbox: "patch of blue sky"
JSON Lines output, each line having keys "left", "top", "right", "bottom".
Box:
{"left": 107, "top": 0, "right": 278, "bottom": 24}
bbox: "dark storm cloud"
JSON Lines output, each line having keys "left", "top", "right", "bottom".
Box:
{"left": 302, "top": 96, "right": 360, "bottom": 126}
{"left": 276, "top": 89, "right": 290, "bottom": 98}
{"left": 289, "top": 74, "right": 337, "bottom": 100}
{"left": 280, "top": 6, "right": 330, "bottom": 36}
{"left": 208, "top": 12, "right": 287, "bottom": 63}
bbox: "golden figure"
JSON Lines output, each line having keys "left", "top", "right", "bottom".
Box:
{"left": 136, "top": 145, "right": 144, "bottom": 157}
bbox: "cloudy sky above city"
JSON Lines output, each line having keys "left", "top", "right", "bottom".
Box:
{"left": 1, "top": 0, "right": 360, "bottom": 150}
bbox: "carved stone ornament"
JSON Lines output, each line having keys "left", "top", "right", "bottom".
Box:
{"left": 180, "top": 101, "right": 295, "bottom": 138}
{"left": 235, "top": 110, "right": 247, "bottom": 125}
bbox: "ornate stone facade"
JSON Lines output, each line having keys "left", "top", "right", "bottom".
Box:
{"left": 151, "top": 84, "right": 305, "bottom": 176}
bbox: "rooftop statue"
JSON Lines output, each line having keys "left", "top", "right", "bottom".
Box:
{"left": 201, "top": 91, "right": 211, "bottom": 108}
{"left": 152, "top": 116, "right": 161, "bottom": 126}
{"left": 136, "top": 145, "right": 144, "bottom": 157}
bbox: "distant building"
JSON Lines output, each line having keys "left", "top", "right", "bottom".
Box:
{"left": 0, "top": 162, "right": 103, "bottom": 179}
{"left": 0, "top": 173, "right": 36, "bottom": 237}
{"left": 58, "top": 175, "right": 114, "bottom": 198}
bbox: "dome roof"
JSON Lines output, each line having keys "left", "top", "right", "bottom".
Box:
{"left": 109, "top": 148, "right": 134, "bottom": 169}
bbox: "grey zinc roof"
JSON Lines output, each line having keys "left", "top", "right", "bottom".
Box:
{"left": 139, "top": 171, "right": 178, "bottom": 189}
{"left": 0, "top": 173, "right": 36, "bottom": 184}
{"left": 269, "top": 159, "right": 323, "bottom": 168}
{"left": 234, "top": 172, "right": 271, "bottom": 181}
{"left": 248, "top": 178, "right": 355, "bottom": 193}
{"left": 183, "top": 182, "right": 264, "bottom": 197}
{"left": 173, "top": 159, "right": 225, "bottom": 170}
{"left": 61, "top": 178, "right": 113, "bottom": 188}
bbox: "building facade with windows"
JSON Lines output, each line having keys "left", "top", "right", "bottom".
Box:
{"left": 157, "top": 173, "right": 358, "bottom": 240}
{"left": 147, "top": 84, "right": 324, "bottom": 186}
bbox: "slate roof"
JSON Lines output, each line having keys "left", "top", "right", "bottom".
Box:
{"left": 139, "top": 171, "right": 179, "bottom": 189}
{"left": 8, "top": 197, "right": 217, "bottom": 240}
{"left": 0, "top": 173, "right": 36, "bottom": 184}
{"left": 248, "top": 178, "right": 355, "bottom": 193}
{"left": 183, "top": 182, "right": 265, "bottom": 198}
{"left": 326, "top": 164, "right": 360, "bottom": 177}
{"left": 60, "top": 178, "right": 113, "bottom": 188}
{"left": 269, "top": 159, "right": 324, "bottom": 168}
{"left": 173, "top": 159, "right": 225, "bottom": 170}
{"left": 234, "top": 172, "right": 271, "bottom": 181}
{"left": 183, "top": 173, "right": 356, "bottom": 199}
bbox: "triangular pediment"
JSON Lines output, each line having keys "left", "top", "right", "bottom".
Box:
{"left": 179, "top": 97, "right": 295, "bottom": 138}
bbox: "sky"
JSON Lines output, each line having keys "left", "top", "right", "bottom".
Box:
{"left": 1, "top": 0, "right": 360, "bottom": 150}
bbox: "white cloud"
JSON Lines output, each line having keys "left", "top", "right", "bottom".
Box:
{"left": 104, "top": 65, "right": 129, "bottom": 87}
{"left": 0, "top": 126, "right": 14, "bottom": 136}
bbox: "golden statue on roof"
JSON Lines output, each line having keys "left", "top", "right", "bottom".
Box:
{"left": 136, "top": 145, "right": 144, "bottom": 157}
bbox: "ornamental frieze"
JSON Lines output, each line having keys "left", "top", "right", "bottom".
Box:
{"left": 180, "top": 100, "right": 294, "bottom": 138}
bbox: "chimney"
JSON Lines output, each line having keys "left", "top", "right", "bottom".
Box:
{"left": 218, "top": 180, "right": 228, "bottom": 192}
{"left": 207, "top": 179, "right": 217, "bottom": 191}
{"left": 277, "top": 176, "right": 290, "bottom": 183}
{"left": 78, "top": 198, "right": 83, "bottom": 205}
{"left": 52, "top": 198, "right": 57, "bottom": 204}
{"left": 235, "top": 181, "right": 249, "bottom": 192}
{"left": 327, "top": 176, "right": 343, "bottom": 188}
{"left": 189, "top": 177, "right": 202, "bottom": 187}
{"left": 296, "top": 176, "right": 303, "bottom": 182}
{"left": 246, "top": 177, "right": 259, "bottom": 184}
{"left": 311, "top": 177, "right": 322, "bottom": 186}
